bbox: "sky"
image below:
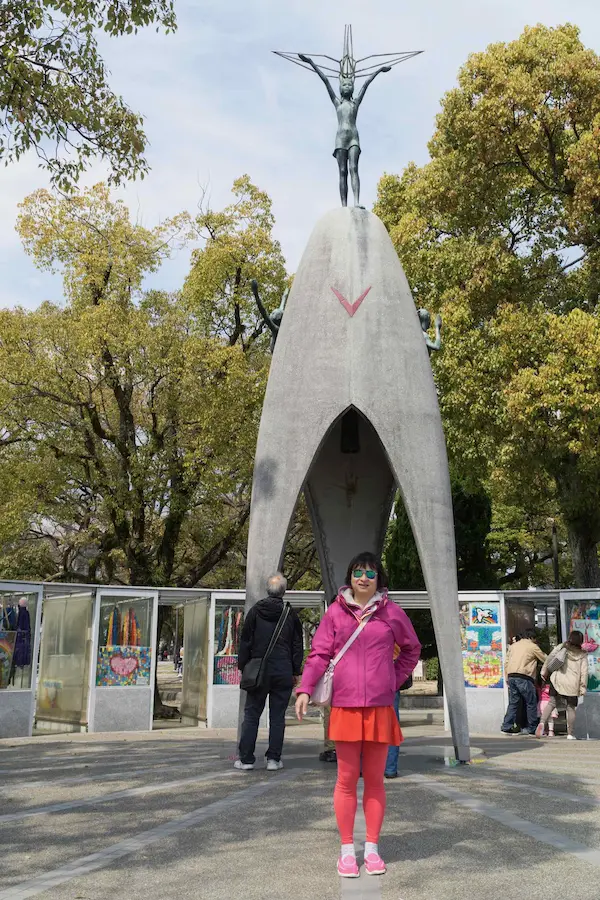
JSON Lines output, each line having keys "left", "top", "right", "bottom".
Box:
{"left": 1, "top": 0, "right": 600, "bottom": 309}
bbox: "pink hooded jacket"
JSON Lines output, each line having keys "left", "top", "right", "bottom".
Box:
{"left": 300, "top": 589, "right": 421, "bottom": 708}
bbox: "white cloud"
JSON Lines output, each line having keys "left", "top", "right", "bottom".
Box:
{"left": 1, "top": 0, "right": 599, "bottom": 308}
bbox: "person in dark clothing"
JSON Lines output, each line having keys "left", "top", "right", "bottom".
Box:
{"left": 235, "top": 572, "right": 304, "bottom": 771}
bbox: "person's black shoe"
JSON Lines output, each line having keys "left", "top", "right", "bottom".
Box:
{"left": 500, "top": 728, "right": 514, "bottom": 734}
{"left": 319, "top": 749, "right": 337, "bottom": 762}
{"left": 384, "top": 772, "right": 399, "bottom": 779}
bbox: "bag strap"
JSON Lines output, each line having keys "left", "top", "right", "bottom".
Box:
{"left": 261, "top": 602, "right": 291, "bottom": 664}
{"left": 330, "top": 612, "right": 375, "bottom": 668}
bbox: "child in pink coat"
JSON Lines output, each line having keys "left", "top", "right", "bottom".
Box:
{"left": 538, "top": 681, "right": 557, "bottom": 735}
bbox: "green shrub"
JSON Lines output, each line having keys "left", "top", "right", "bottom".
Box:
{"left": 425, "top": 657, "right": 439, "bottom": 680}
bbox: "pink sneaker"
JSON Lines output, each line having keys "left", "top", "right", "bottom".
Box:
{"left": 337, "top": 855, "right": 359, "bottom": 878}
{"left": 534, "top": 722, "right": 545, "bottom": 739}
{"left": 364, "top": 852, "right": 387, "bottom": 875}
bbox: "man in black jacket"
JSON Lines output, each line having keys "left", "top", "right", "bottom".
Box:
{"left": 235, "top": 572, "right": 303, "bottom": 770}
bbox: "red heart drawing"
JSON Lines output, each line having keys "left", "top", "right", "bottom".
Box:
{"left": 110, "top": 655, "right": 139, "bottom": 677}
{"left": 331, "top": 286, "right": 372, "bottom": 317}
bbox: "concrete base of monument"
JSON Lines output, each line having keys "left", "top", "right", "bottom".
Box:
{"left": 570, "top": 693, "right": 599, "bottom": 740}
{"left": 465, "top": 688, "right": 506, "bottom": 736}
{"left": 246, "top": 206, "right": 470, "bottom": 760}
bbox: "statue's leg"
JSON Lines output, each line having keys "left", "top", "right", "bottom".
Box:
{"left": 336, "top": 151, "right": 348, "bottom": 207}
{"left": 349, "top": 146, "right": 360, "bottom": 208}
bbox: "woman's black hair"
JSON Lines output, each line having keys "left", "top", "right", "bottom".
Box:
{"left": 568, "top": 630, "right": 584, "bottom": 649}
{"left": 345, "top": 551, "right": 388, "bottom": 591}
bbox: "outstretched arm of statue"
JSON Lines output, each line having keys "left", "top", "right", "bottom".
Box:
{"left": 299, "top": 54, "right": 338, "bottom": 106}
{"left": 431, "top": 313, "right": 442, "bottom": 351}
{"left": 277, "top": 287, "right": 289, "bottom": 315}
{"left": 251, "top": 279, "right": 278, "bottom": 337}
{"left": 355, "top": 65, "right": 392, "bottom": 107}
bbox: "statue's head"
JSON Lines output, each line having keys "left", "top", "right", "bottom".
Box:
{"left": 340, "top": 35, "right": 356, "bottom": 100}
{"left": 418, "top": 308, "right": 431, "bottom": 331}
{"left": 339, "top": 75, "right": 354, "bottom": 99}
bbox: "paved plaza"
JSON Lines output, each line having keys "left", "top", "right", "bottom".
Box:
{"left": 2, "top": 716, "right": 600, "bottom": 900}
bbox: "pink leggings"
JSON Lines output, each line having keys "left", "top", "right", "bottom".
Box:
{"left": 334, "top": 741, "right": 389, "bottom": 843}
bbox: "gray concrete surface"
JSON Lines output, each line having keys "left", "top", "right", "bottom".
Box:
{"left": 2, "top": 720, "right": 600, "bottom": 899}
{"left": 244, "top": 207, "right": 469, "bottom": 760}
{"left": 0, "top": 688, "right": 33, "bottom": 739}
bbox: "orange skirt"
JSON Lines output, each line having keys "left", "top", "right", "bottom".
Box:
{"left": 329, "top": 706, "right": 402, "bottom": 746}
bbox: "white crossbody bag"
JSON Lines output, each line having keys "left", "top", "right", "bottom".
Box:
{"left": 310, "top": 612, "right": 374, "bottom": 707}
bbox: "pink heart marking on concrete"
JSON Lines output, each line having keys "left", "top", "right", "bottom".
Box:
{"left": 331, "top": 286, "right": 372, "bottom": 317}
{"left": 110, "top": 655, "right": 139, "bottom": 677}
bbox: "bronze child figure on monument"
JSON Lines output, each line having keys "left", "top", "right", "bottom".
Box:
{"left": 275, "top": 25, "right": 421, "bottom": 208}
{"left": 298, "top": 53, "right": 391, "bottom": 208}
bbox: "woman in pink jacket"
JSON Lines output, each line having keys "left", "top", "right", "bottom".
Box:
{"left": 296, "top": 552, "right": 421, "bottom": 879}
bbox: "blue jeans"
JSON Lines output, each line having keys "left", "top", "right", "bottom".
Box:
{"left": 502, "top": 676, "right": 539, "bottom": 733}
{"left": 385, "top": 690, "right": 401, "bottom": 775}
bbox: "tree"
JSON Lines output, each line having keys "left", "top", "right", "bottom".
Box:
{"left": 1, "top": 0, "right": 176, "bottom": 189}
{"left": 386, "top": 477, "right": 497, "bottom": 592}
{"left": 183, "top": 175, "right": 289, "bottom": 351}
{"left": 385, "top": 477, "right": 495, "bottom": 688}
{"left": 182, "top": 176, "right": 322, "bottom": 590}
{"left": 0, "top": 184, "right": 265, "bottom": 587}
{"left": 376, "top": 24, "right": 600, "bottom": 586}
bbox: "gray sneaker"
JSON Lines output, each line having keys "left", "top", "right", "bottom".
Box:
{"left": 266, "top": 759, "right": 284, "bottom": 771}
{"left": 234, "top": 760, "right": 254, "bottom": 770}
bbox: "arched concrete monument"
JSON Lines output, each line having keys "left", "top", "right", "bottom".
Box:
{"left": 245, "top": 207, "right": 471, "bottom": 762}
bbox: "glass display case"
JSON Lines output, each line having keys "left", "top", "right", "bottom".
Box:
{"left": 180, "top": 597, "right": 209, "bottom": 725}
{"left": 36, "top": 591, "right": 93, "bottom": 727}
{"left": 566, "top": 597, "right": 600, "bottom": 692}
{"left": 213, "top": 602, "right": 245, "bottom": 685}
{"left": 95, "top": 595, "right": 152, "bottom": 687}
{"left": 0, "top": 591, "right": 38, "bottom": 691}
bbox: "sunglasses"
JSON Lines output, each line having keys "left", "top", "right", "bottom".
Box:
{"left": 352, "top": 568, "right": 377, "bottom": 580}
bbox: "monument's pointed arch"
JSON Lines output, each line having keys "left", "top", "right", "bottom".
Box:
{"left": 245, "top": 207, "right": 470, "bottom": 760}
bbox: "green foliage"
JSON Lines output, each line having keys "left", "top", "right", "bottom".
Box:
{"left": 385, "top": 477, "right": 496, "bottom": 591}
{"left": 0, "top": 181, "right": 270, "bottom": 586}
{"left": 0, "top": 177, "right": 326, "bottom": 591}
{"left": 425, "top": 656, "right": 439, "bottom": 681}
{"left": 1, "top": 1, "right": 176, "bottom": 188}
{"left": 376, "top": 24, "right": 600, "bottom": 586}
{"left": 184, "top": 176, "right": 289, "bottom": 351}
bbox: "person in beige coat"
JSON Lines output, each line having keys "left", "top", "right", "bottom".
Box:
{"left": 536, "top": 631, "right": 588, "bottom": 740}
{"left": 501, "top": 629, "right": 547, "bottom": 734}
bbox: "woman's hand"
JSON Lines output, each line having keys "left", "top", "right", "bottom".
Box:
{"left": 295, "top": 693, "right": 309, "bottom": 721}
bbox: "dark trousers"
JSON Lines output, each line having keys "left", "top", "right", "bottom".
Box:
{"left": 502, "top": 676, "right": 539, "bottom": 733}
{"left": 385, "top": 690, "right": 401, "bottom": 775}
{"left": 238, "top": 677, "right": 293, "bottom": 764}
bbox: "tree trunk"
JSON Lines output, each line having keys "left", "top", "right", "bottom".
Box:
{"left": 566, "top": 522, "right": 600, "bottom": 588}
{"left": 556, "top": 460, "right": 600, "bottom": 588}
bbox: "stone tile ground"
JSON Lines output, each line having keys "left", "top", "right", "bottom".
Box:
{"left": 1, "top": 719, "right": 599, "bottom": 900}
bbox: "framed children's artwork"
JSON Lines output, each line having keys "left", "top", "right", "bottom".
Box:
{"left": 96, "top": 646, "right": 151, "bottom": 686}
{"left": 568, "top": 599, "right": 600, "bottom": 692}
{"left": 469, "top": 603, "right": 500, "bottom": 627}
{"left": 461, "top": 601, "right": 503, "bottom": 688}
